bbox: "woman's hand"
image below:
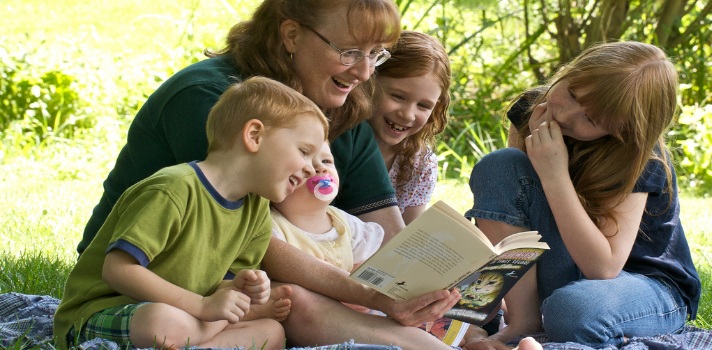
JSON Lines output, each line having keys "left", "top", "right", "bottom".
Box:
{"left": 383, "top": 288, "right": 460, "bottom": 326}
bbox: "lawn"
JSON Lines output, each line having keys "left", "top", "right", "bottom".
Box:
{"left": 1, "top": 147, "right": 710, "bottom": 331}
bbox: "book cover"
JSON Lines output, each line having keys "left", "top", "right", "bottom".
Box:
{"left": 350, "top": 200, "right": 549, "bottom": 302}
{"left": 418, "top": 317, "right": 469, "bottom": 346}
{"left": 444, "top": 247, "right": 547, "bottom": 325}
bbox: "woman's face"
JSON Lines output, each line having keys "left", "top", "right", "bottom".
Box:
{"left": 288, "top": 10, "right": 389, "bottom": 109}
{"left": 370, "top": 73, "right": 441, "bottom": 148}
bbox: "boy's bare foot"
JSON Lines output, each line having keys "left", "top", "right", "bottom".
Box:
{"left": 244, "top": 285, "right": 292, "bottom": 321}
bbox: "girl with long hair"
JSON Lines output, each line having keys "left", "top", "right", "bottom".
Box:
{"left": 462, "top": 41, "right": 700, "bottom": 349}
{"left": 369, "top": 30, "right": 450, "bottom": 224}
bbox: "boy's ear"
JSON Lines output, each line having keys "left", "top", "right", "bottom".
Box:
{"left": 280, "top": 19, "right": 300, "bottom": 54}
{"left": 242, "top": 119, "right": 265, "bottom": 153}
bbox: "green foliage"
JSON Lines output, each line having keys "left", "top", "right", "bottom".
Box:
{"left": 437, "top": 121, "right": 507, "bottom": 180}
{"left": 0, "top": 48, "right": 91, "bottom": 146}
{"left": 670, "top": 104, "right": 712, "bottom": 196}
{"left": 679, "top": 196, "right": 712, "bottom": 329}
{"left": 691, "top": 254, "right": 712, "bottom": 329}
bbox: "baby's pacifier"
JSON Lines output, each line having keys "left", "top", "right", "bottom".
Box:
{"left": 306, "top": 175, "right": 338, "bottom": 201}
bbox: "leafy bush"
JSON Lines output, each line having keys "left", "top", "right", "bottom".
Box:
{"left": 0, "top": 48, "right": 92, "bottom": 146}
{"left": 670, "top": 104, "right": 712, "bottom": 196}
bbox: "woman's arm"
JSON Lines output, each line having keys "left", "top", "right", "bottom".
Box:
{"left": 357, "top": 206, "right": 405, "bottom": 243}
{"left": 261, "top": 237, "right": 459, "bottom": 326}
{"left": 401, "top": 205, "right": 426, "bottom": 225}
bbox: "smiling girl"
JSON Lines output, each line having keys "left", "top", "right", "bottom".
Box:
{"left": 369, "top": 31, "right": 451, "bottom": 224}
{"left": 462, "top": 41, "right": 700, "bottom": 349}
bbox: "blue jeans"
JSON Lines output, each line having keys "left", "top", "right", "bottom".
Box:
{"left": 465, "top": 148, "right": 687, "bottom": 348}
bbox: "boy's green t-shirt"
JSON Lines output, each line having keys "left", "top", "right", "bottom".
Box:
{"left": 78, "top": 55, "right": 396, "bottom": 255}
{"left": 54, "top": 163, "right": 271, "bottom": 348}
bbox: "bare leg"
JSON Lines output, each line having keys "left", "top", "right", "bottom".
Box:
{"left": 282, "top": 284, "right": 454, "bottom": 349}
{"left": 129, "top": 303, "right": 284, "bottom": 349}
{"left": 245, "top": 284, "right": 292, "bottom": 322}
{"left": 201, "top": 319, "right": 285, "bottom": 349}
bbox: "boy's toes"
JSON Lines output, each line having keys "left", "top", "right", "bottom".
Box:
{"left": 272, "top": 297, "right": 291, "bottom": 321}
{"left": 272, "top": 285, "right": 292, "bottom": 300}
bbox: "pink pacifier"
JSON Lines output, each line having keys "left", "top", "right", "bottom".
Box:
{"left": 306, "top": 175, "right": 338, "bottom": 201}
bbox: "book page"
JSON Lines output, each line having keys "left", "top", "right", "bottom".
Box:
{"left": 350, "top": 201, "right": 498, "bottom": 300}
{"left": 428, "top": 201, "right": 492, "bottom": 247}
{"left": 493, "top": 231, "right": 549, "bottom": 254}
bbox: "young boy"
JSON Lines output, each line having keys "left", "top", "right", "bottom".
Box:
{"left": 53, "top": 76, "right": 329, "bottom": 349}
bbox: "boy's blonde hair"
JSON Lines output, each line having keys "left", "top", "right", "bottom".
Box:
{"left": 515, "top": 41, "right": 678, "bottom": 231}
{"left": 206, "top": 76, "right": 329, "bottom": 152}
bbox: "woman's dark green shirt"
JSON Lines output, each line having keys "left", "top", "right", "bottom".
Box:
{"left": 77, "top": 55, "right": 397, "bottom": 254}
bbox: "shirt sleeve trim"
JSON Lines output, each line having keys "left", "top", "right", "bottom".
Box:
{"left": 345, "top": 197, "right": 399, "bottom": 216}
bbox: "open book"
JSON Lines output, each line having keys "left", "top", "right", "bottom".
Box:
{"left": 350, "top": 200, "right": 549, "bottom": 326}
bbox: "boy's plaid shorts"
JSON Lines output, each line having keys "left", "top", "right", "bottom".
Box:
{"left": 80, "top": 303, "right": 147, "bottom": 346}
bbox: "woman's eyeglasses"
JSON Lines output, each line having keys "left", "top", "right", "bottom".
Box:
{"left": 301, "top": 24, "right": 391, "bottom": 67}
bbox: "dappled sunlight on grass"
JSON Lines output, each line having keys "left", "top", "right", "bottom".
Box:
{"left": 431, "top": 178, "right": 473, "bottom": 213}
{"left": 0, "top": 142, "right": 112, "bottom": 263}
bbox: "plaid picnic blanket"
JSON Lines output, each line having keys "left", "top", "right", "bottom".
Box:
{"left": 2, "top": 292, "right": 711, "bottom": 349}
{"left": 519, "top": 327, "right": 712, "bottom": 350}
{"left": 0, "top": 292, "right": 400, "bottom": 350}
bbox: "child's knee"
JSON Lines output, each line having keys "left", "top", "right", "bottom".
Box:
{"left": 540, "top": 288, "right": 611, "bottom": 344}
{"left": 130, "top": 303, "right": 198, "bottom": 346}
{"left": 252, "top": 318, "right": 285, "bottom": 348}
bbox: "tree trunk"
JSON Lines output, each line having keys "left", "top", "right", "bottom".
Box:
{"left": 553, "top": 0, "right": 581, "bottom": 64}
{"left": 655, "top": 0, "right": 686, "bottom": 47}
{"left": 585, "top": 0, "right": 629, "bottom": 46}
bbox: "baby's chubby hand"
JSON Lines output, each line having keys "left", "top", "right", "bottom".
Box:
{"left": 233, "top": 269, "right": 271, "bottom": 305}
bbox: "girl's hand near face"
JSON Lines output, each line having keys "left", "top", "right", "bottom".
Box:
{"left": 527, "top": 102, "right": 549, "bottom": 131}
{"left": 526, "top": 104, "right": 569, "bottom": 185}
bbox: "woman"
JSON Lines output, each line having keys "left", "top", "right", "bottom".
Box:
{"left": 78, "top": 0, "right": 467, "bottom": 348}
{"left": 78, "top": 0, "right": 403, "bottom": 256}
